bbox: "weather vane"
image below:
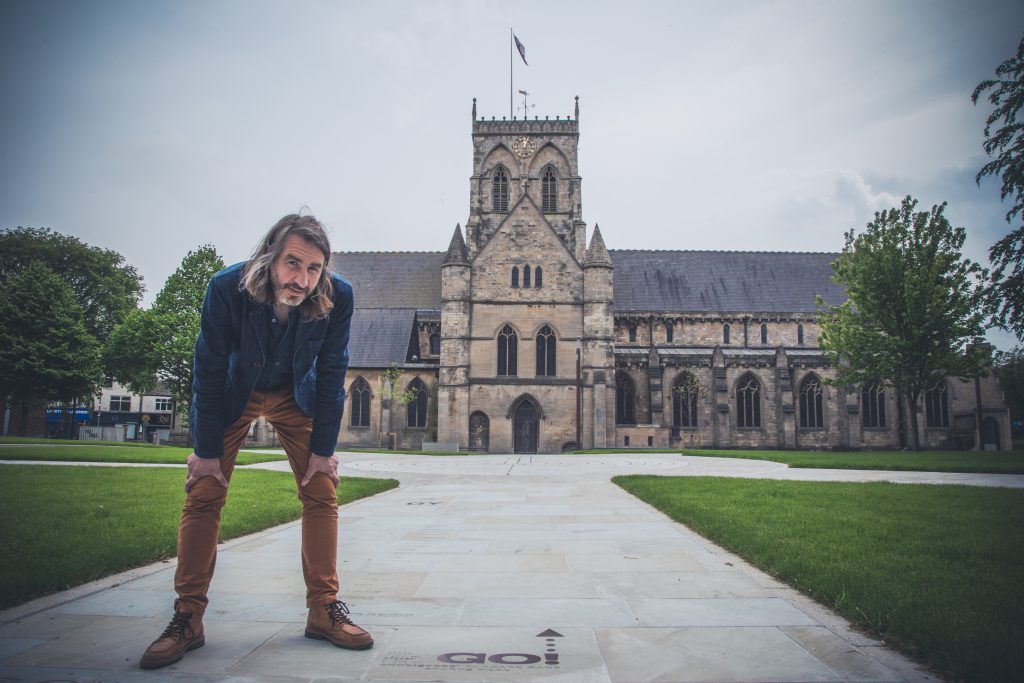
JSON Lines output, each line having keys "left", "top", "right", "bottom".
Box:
{"left": 516, "top": 89, "right": 535, "bottom": 117}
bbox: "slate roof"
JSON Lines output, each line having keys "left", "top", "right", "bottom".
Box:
{"left": 609, "top": 250, "right": 846, "bottom": 313}
{"left": 331, "top": 252, "right": 444, "bottom": 309}
{"left": 348, "top": 308, "right": 418, "bottom": 368}
{"left": 330, "top": 249, "right": 847, "bottom": 315}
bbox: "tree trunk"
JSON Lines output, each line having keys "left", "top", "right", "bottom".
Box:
{"left": 19, "top": 402, "right": 28, "bottom": 437}
{"left": 906, "top": 392, "right": 921, "bottom": 451}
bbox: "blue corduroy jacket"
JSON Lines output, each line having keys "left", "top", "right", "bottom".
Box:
{"left": 189, "top": 262, "right": 353, "bottom": 459}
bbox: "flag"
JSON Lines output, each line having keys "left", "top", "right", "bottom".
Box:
{"left": 513, "top": 33, "right": 528, "bottom": 65}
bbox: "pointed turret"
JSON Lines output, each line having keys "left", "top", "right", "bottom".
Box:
{"left": 584, "top": 224, "right": 612, "bottom": 268}
{"left": 443, "top": 224, "right": 470, "bottom": 265}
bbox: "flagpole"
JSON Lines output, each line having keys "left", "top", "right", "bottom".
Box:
{"left": 510, "top": 28, "right": 513, "bottom": 118}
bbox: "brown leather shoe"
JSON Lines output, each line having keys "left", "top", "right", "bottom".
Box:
{"left": 304, "top": 600, "right": 373, "bottom": 650}
{"left": 139, "top": 608, "right": 205, "bottom": 669}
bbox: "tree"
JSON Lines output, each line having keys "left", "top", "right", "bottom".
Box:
{"left": 377, "top": 362, "right": 419, "bottom": 449}
{"left": 993, "top": 346, "right": 1024, "bottom": 429}
{"left": 0, "top": 227, "right": 144, "bottom": 341}
{"left": 672, "top": 372, "right": 709, "bottom": 449}
{"left": 105, "top": 245, "right": 224, "bottom": 422}
{"left": 973, "top": 35, "right": 1024, "bottom": 339}
{"left": 0, "top": 261, "right": 103, "bottom": 434}
{"left": 817, "top": 196, "right": 988, "bottom": 450}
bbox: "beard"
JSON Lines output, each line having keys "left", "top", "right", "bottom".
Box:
{"left": 273, "top": 280, "right": 310, "bottom": 307}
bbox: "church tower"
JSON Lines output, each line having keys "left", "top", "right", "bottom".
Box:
{"left": 464, "top": 97, "right": 586, "bottom": 262}
{"left": 437, "top": 97, "right": 610, "bottom": 453}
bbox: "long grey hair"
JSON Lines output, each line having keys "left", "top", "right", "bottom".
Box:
{"left": 240, "top": 214, "right": 334, "bottom": 320}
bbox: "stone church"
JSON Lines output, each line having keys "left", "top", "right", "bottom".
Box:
{"left": 330, "top": 98, "right": 1011, "bottom": 453}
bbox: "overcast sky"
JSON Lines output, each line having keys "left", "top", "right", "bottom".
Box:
{"left": 1, "top": 0, "right": 1021, "bottom": 349}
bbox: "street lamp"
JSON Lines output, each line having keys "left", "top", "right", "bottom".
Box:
{"left": 576, "top": 337, "right": 582, "bottom": 449}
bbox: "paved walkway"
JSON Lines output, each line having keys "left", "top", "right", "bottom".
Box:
{"left": 4, "top": 452, "right": 1017, "bottom": 682}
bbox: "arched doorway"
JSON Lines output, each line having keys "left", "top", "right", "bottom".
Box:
{"left": 469, "top": 411, "right": 490, "bottom": 452}
{"left": 513, "top": 401, "right": 539, "bottom": 453}
{"left": 982, "top": 416, "right": 1001, "bottom": 450}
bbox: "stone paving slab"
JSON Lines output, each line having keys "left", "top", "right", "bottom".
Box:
{"left": 0, "top": 451, "right": 976, "bottom": 681}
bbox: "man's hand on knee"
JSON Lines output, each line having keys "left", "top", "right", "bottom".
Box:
{"left": 301, "top": 454, "right": 339, "bottom": 488}
{"left": 185, "top": 453, "right": 228, "bottom": 492}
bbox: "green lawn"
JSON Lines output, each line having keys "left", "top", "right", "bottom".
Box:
{"left": 570, "top": 447, "right": 1024, "bottom": 474}
{"left": 614, "top": 475, "right": 1024, "bottom": 683}
{"left": 0, "top": 444, "right": 285, "bottom": 465}
{"left": 681, "top": 448, "right": 1024, "bottom": 474}
{"left": 0, "top": 466, "right": 398, "bottom": 609}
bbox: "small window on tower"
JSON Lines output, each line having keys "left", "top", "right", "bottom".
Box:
{"left": 523, "top": 265, "right": 531, "bottom": 288}
{"left": 492, "top": 167, "right": 509, "bottom": 213}
{"left": 534, "top": 266, "right": 542, "bottom": 288}
{"left": 542, "top": 167, "right": 557, "bottom": 212}
{"left": 511, "top": 266, "right": 519, "bottom": 288}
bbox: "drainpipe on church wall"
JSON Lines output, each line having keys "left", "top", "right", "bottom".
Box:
{"left": 576, "top": 337, "right": 582, "bottom": 449}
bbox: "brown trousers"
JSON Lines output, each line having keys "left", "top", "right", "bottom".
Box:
{"left": 174, "top": 387, "right": 339, "bottom": 616}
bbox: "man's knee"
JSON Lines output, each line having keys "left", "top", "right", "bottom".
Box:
{"left": 299, "top": 474, "right": 337, "bottom": 507}
{"left": 185, "top": 476, "right": 230, "bottom": 510}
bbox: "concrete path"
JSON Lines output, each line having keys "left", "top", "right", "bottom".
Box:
{"left": 5, "top": 452, "right": 1013, "bottom": 682}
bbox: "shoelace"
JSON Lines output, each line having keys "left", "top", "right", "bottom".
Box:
{"left": 159, "top": 611, "right": 195, "bottom": 640}
{"left": 326, "top": 600, "right": 354, "bottom": 626}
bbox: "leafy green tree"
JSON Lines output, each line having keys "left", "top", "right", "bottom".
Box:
{"left": 817, "top": 196, "right": 988, "bottom": 450}
{"left": 973, "top": 35, "right": 1024, "bottom": 339}
{"left": 0, "top": 227, "right": 144, "bottom": 340}
{"left": 0, "top": 262, "right": 103, "bottom": 434}
{"left": 377, "top": 363, "right": 420, "bottom": 449}
{"left": 993, "top": 346, "right": 1024, "bottom": 428}
{"left": 105, "top": 245, "right": 224, "bottom": 422}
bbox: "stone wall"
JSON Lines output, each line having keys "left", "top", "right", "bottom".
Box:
{"left": 615, "top": 315, "right": 821, "bottom": 348}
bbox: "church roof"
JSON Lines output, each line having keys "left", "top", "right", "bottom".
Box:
{"left": 331, "top": 252, "right": 444, "bottom": 309}
{"left": 609, "top": 250, "right": 845, "bottom": 313}
{"left": 348, "top": 308, "right": 418, "bottom": 368}
{"left": 330, "top": 249, "right": 847, "bottom": 315}
{"left": 585, "top": 224, "right": 612, "bottom": 267}
{"left": 443, "top": 225, "right": 470, "bottom": 265}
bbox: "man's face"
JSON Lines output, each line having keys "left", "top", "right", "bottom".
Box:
{"left": 270, "top": 234, "right": 325, "bottom": 308}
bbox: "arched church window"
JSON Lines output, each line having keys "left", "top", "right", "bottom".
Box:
{"left": 760, "top": 323, "right": 768, "bottom": 344}
{"left": 349, "top": 377, "right": 371, "bottom": 427}
{"left": 925, "top": 381, "right": 949, "bottom": 428}
{"left": 511, "top": 266, "right": 519, "bottom": 288}
{"left": 628, "top": 324, "right": 637, "bottom": 343}
{"left": 736, "top": 373, "right": 762, "bottom": 429}
{"left": 535, "top": 325, "right": 556, "bottom": 376}
{"left": 797, "top": 324, "right": 805, "bottom": 345}
{"left": 406, "top": 377, "right": 428, "bottom": 428}
{"left": 615, "top": 371, "right": 636, "bottom": 425}
{"left": 542, "top": 166, "right": 557, "bottom": 212}
{"left": 534, "top": 266, "right": 542, "bottom": 288}
{"left": 723, "top": 323, "right": 731, "bottom": 345}
{"left": 862, "top": 381, "right": 886, "bottom": 429}
{"left": 798, "top": 375, "right": 824, "bottom": 429}
{"left": 665, "top": 322, "right": 674, "bottom": 343}
{"left": 429, "top": 334, "right": 440, "bottom": 356}
{"left": 497, "top": 324, "right": 518, "bottom": 376}
{"left": 523, "top": 265, "right": 531, "bottom": 288}
{"left": 492, "top": 167, "right": 509, "bottom": 212}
